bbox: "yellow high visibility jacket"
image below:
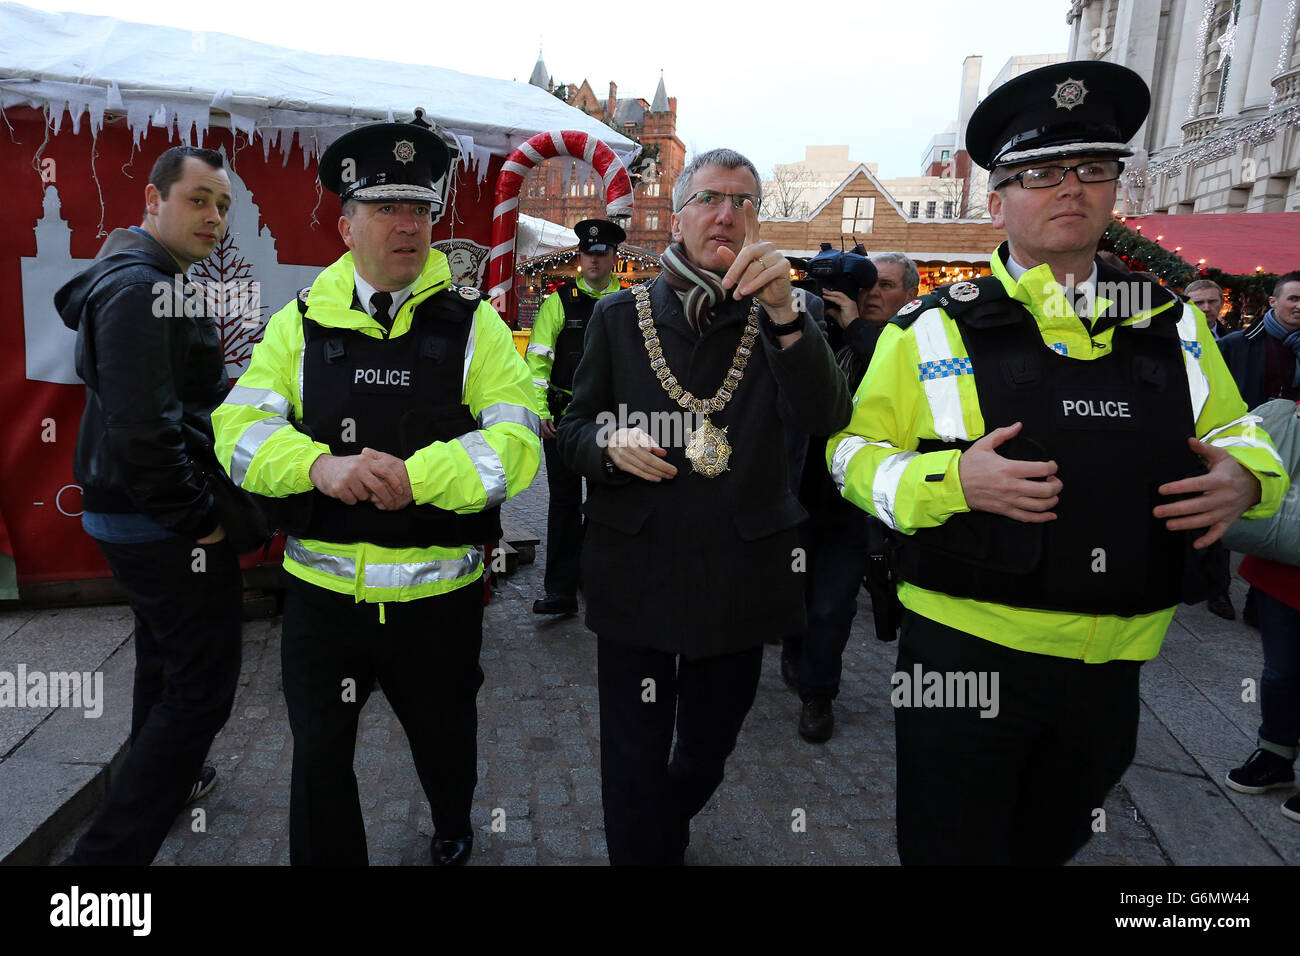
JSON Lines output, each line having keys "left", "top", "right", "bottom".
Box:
{"left": 213, "top": 250, "right": 541, "bottom": 605}
{"left": 525, "top": 274, "right": 621, "bottom": 420}
{"left": 827, "top": 247, "right": 1289, "bottom": 662}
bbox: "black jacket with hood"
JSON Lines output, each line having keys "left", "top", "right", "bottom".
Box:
{"left": 55, "top": 226, "right": 228, "bottom": 539}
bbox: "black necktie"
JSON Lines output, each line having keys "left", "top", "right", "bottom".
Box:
{"left": 370, "top": 291, "right": 394, "bottom": 328}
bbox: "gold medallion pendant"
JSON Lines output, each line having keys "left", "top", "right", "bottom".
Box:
{"left": 632, "top": 284, "right": 759, "bottom": 480}
{"left": 685, "top": 417, "right": 732, "bottom": 477}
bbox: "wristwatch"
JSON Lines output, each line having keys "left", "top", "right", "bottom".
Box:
{"left": 762, "top": 297, "right": 805, "bottom": 337}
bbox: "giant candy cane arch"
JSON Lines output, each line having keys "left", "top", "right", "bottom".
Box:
{"left": 489, "top": 130, "right": 634, "bottom": 322}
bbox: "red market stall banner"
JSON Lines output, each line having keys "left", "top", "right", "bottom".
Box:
{"left": 0, "top": 6, "right": 637, "bottom": 598}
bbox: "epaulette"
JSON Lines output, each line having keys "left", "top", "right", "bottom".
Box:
{"left": 448, "top": 284, "right": 482, "bottom": 303}
{"left": 891, "top": 275, "right": 1006, "bottom": 328}
{"left": 296, "top": 287, "right": 311, "bottom": 315}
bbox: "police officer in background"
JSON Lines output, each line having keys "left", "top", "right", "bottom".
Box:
{"left": 828, "top": 62, "right": 1289, "bottom": 865}
{"left": 214, "top": 119, "right": 540, "bottom": 865}
{"left": 527, "top": 219, "right": 625, "bottom": 616}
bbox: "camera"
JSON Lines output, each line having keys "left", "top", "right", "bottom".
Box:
{"left": 789, "top": 243, "right": 878, "bottom": 301}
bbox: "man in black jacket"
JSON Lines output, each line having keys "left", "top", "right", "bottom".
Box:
{"left": 54, "top": 146, "right": 242, "bottom": 865}
{"left": 783, "top": 252, "right": 920, "bottom": 742}
{"left": 558, "top": 147, "right": 852, "bottom": 864}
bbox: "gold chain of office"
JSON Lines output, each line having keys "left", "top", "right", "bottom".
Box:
{"left": 632, "top": 284, "right": 760, "bottom": 477}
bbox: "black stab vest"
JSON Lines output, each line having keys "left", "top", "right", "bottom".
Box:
{"left": 549, "top": 279, "right": 598, "bottom": 393}
{"left": 896, "top": 273, "right": 1225, "bottom": 616}
{"left": 279, "top": 287, "right": 502, "bottom": 548}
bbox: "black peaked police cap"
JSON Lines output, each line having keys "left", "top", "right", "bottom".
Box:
{"left": 575, "top": 219, "right": 626, "bottom": 253}
{"left": 965, "top": 60, "right": 1150, "bottom": 171}
{"left": 319, "top": 118, "right": 452, "bottom": 205}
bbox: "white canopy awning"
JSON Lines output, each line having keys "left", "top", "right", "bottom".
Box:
{"left": 0, "top": 2, "right": 639, "bottom": 182}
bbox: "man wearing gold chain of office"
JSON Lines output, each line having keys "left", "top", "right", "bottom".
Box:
{"left": 557, "top": 148, "right": 851, "bottom": 865}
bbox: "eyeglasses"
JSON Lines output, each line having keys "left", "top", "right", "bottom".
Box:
{"left": 994, "top": 159, "right": 1125, "bottom": 190}
{"left": 678, "top": 189, "right": 760, "bottom": 212}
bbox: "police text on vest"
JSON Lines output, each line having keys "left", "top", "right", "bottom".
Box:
{"left": 1061, "top": 398, "right": 1131, "bottom": 419}
{"left": 354, "top": 368, "right": 411, "bottom": 387}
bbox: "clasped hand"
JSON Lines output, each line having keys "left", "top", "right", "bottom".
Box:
{"left": 309, "top": 448, "right": 413, "bottom": 510}
{"left": 960, "top": 425, "right": 1261, "bottom": 548}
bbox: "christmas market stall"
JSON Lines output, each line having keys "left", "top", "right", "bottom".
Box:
{"left": 514, "top": 244, "right": 661, "bottom": 329}
{"left": 0, "top": 4, "right": 637, "bottom": 599}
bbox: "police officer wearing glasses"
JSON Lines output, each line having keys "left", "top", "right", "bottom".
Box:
{"left": 828, "top": 61, "right": 1288, "bottom": 865}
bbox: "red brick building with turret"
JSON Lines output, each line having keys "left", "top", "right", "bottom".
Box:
{"left": 518, "top": 54, "right": 685, "bottom": 253}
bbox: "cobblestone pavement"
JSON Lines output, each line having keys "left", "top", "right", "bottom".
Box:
{"left": 51, "top": 458, "right": 1165, "bottom": 866}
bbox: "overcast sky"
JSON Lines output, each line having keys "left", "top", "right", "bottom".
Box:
{"left": 19, "top": 0, "right": 1072, "bottom": 179}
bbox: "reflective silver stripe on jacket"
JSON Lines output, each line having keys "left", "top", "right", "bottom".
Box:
{"left": 229, "top": 417, "right": 293, "bottom": 486}
{"left": 455, "top": 432, "right": 508, "bottom": 507}
{"left": 1175, "top": 311, "right": 1211, "bottom": 423}
{"left": 478, "top": 401, "right": 541, "bottom": 435}
{"left": 285, "top": 537, "right": 483, "bottom": 588}
{"left": 462, "top": 309, "right": 477, "bottom": 395}
{"left": 1202, "top": 415, "right": 1282, "bottom": 464}
{"left": 913, "top": 309, "right": 970, "bottom": 442}
{"left": 526, "top": 343, "right": 555, "bottom": 360}
{"left": 829, "top": 435, "right": 868, "bottom": 492}
{"left": 224, "top": 385, "right": 291, "bottom": 418}
{"left": 871, "top": 450, "right": 919, "bottom": 531}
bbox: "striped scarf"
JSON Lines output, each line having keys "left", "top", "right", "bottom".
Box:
{"left": 659, "top": 242, "right": 725, "bottom": 335}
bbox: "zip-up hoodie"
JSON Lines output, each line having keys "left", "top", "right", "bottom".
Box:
{"left": 54, "top": 227, "right": 227, "bottom": 538}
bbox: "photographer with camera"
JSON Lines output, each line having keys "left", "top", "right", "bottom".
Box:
{"left": 782, "top": 249, "right": 919, "bottom": 742}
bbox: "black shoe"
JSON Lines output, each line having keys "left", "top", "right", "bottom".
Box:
{"left": 780, "top": 651, "right": 799, "bottom": 693}
{"left": 1244, "top": 592, "right": 1259, "bottom": 630}
{"left": 186, "top": 766, "right": 217, "bottom": 805}
{"left": 533, "top": 594, "right": 578, "bottom": 615}
{"left": 1282, "top": 792, "right": 1300, "bottom": 823}
{"left": 1226, "top": 748, "right": 1295, "bottom": 794}
{"left": 430, "top": 831, "right": 473, "bottom": 866}
{"left": 1206, "top": 593, "right": 1235, "bottom": 621}
{"left": 798, "top": 696, "right": 834, "bottom": 743}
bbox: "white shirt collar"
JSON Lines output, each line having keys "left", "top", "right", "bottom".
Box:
{"left": 353, "top": 269, "right": 416, "bottom": 319}
{"left": 1004, "top": 251, "right": 1097, "bottom": 291}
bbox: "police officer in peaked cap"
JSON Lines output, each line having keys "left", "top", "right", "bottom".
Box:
{"left": 213, "top": 117, "right": 541, "bottom": 865}
{"left": 829, "top": 60, "right": 1287, "bottom": 864}
{"left": 526, "top": 218, "right": 626, "bottom": 617}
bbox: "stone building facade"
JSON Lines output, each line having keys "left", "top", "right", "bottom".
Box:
{"left": 1066, "top": 0, "right": 1300, "bottom": 214}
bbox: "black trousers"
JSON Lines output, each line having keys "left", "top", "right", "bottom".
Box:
{"left": 596, "top": 637, "right": 763, "bottom": 865}
{"left": 783, "top": 506, "right": 870, "bottom": 700}
{"left": 281, "top": 575, "right": 484, "bottom": 865}
{"left": 894, "top": 610, "right": 1141, "bottom": 865}
{"left": 67, "top": 537, "right": 242, "bottom": 866}
{"left": 542, "top": 435, "right": 584, "bottom": 599}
